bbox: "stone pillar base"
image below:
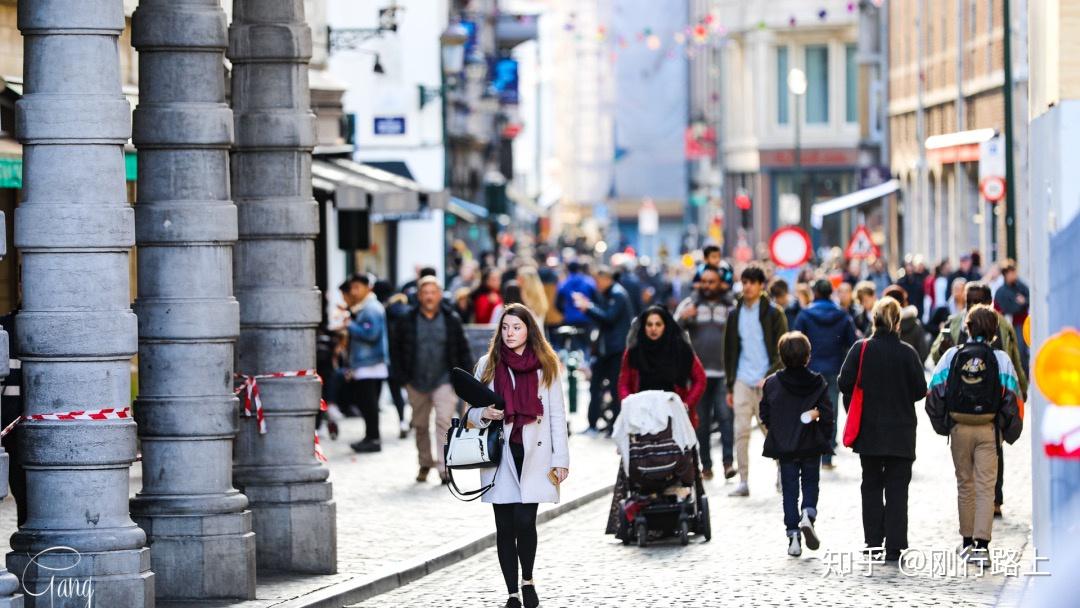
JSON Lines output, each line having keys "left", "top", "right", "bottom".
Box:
{"left": 132, "top": 510, "right": 256, "bottom": 600}
{"left": 245, "top": 482, "right": 336, "bottom": 574}
{"left": 7, "top": 548, "right": 152, "bottom": 608}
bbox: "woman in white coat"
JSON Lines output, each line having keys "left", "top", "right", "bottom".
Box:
{"left": 467, "top": 303, "right": 570, "bottom": 608}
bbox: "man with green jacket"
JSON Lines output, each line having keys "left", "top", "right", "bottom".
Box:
{"left": 723, "top": 263, "right": 788, "bottom": 497}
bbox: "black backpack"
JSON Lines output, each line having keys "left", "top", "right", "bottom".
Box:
{"left": 945, "top": 340, "right": 1002, "bottom": 416}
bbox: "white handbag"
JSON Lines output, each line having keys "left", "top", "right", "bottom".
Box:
{"left": 444, "top": 412, "right": 503, "bottom": 501}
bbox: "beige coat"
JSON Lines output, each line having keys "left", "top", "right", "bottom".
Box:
{"left": 466, "top": 354, "right": 570, "bottom": 504}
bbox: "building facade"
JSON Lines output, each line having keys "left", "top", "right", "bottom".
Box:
{"left": 715, "top": 0, "right": 862, "bottom": 254}
{"left": 887, "top": 0, "right": 1028, "bottom": 270}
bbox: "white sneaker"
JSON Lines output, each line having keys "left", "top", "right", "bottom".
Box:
{"left": 799, "top": 510, "right": 820, "bottom": 550}
{"left": 729, "top": 482, "right": 749, "bottom": 497}
{"left": 787, "top": 533, "right": 802, "bottom": 557}
{"left": 969, "top": 547, "right": 991, "bottom": 568}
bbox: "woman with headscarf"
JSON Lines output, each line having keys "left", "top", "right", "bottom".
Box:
{"left": 604, "top": 305, "right": 706, "bottom": 534}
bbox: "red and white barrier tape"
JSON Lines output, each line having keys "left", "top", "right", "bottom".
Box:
{"left": 234, "top": 369, "right": 327, "bottom": 461}
{"left": 0, "top": 407, "right": 132, "bottom": 438}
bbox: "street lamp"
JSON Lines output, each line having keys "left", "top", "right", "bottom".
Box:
{"left": 439, "top": 22, "right": 469, "bottom": 190}
{"left": 441, "top": 22, "right": 469, "bottom": 75}
{"left": 787, "top": 67, "right": 807, "bottom": 232}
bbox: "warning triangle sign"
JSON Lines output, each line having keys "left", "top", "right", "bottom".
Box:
{"left": 844, "top": 225, "right": 881, "bottom": 260}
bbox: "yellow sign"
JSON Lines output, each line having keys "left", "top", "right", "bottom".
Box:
{"left": 1035, "top": 328, "right": 1080, "bottom": 406}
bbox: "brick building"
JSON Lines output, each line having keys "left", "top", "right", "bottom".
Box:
{"left": 887, "top": 0, "right": 1027, "bottom": 269}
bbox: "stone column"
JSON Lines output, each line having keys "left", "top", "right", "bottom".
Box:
{"left": 130, "top": 0, "right": 256, "bottom": 599}
{"left": 0, "top": 214, "right": 22, "bottom": 607}
{"left": 228, "top": 0, "right": 336, "bottom": 573}
{"left": 8, "top": 1, "right": 154, "bottom": 605}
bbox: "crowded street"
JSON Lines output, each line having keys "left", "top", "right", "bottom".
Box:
{"left": 0, "top": 0, "right": 1078, "bottom": 607}
{"left": 350, "top": 386, "right": 1035, "bottom": 608}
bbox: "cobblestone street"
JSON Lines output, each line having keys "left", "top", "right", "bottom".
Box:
{"left": 0, "top": 393, "right": 619, "bottom": 607}
{"left": 352, "top": 398, "right": 1036, "bottom": 608}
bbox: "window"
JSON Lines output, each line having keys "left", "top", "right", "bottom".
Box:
{"left": 805, "top": 45, "right": 829, "bottom": 123}
{"left": 845, "top": 44, "right": 857, "bottom": 123}
{"left": 777, "top": 46, "right": 789, "bottom": 124}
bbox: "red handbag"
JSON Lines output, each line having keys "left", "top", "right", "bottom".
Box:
{"left": 842, "top": 341, "right": 870, "bottom": 448}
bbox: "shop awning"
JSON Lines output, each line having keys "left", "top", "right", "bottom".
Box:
{"left": 810, "top": 179, "right": 899, "bottom": 229}
{"left": 447, "top": 196, "right": 489, "bottom": 223}
{"left": 925, "top": 128, "right": 996, "bottom": 164}
{"left": 328, "top": 158, "right": 449, "bottom": 212}
{"left": 311, "top": 159, "right": 420, "bottom": 212}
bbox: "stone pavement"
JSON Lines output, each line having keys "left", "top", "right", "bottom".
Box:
{"left": 351, "top": 401, "right": 1037, "bottom": 608}
{"left": 0, "top": 388, "right": 619, "bottom": 607}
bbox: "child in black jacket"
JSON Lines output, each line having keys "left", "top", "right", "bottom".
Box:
{"left": 760, "top": 331, "right": 835, "bottom": 558}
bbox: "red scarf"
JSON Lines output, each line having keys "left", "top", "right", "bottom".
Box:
{"left": 494, "top": 342, "right": 544, "bottom": 443}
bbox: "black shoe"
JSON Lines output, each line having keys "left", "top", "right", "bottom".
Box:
{"left": 522, "top": 585, "right": 538, "bottom": 608}
{"left": 884, "top": 550, "right": 903, "bottom": 562}
{"left": 350, "top": 440, "right": 382, "bottom": 453}
{"left": 504, "top": 596, "right": 522, "bottom": 608}
{"left": 864, "top": 546, "right": 886, "bottom": 561}
{"left": 328, "top": 421, "right": 339, "bottom": 441}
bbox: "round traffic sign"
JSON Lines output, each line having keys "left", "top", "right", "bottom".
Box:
{"left": 769, "top": 226, "right": 812, "bottom": 268}
{"left": 980, "top": 176, "right": 1006, "bottom": 203}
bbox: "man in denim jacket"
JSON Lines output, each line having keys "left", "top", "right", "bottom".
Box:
{"left": 344, "top": 273, "right": 389, "bottom": 453}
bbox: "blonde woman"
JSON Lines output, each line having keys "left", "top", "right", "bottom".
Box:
{"left": 515, "top": 265, "right": 550, "bottom": 324}
{"left": 837, "top": 297, "right": 927, "bottom": 562}
{"left": 468, "top": 303, "right": 569, "bottom": 608}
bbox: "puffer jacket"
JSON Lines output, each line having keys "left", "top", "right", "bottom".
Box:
{"left": 794, "top": 299, "right": 858, "bottom": 376}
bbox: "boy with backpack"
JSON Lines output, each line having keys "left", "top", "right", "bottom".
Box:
{"left": 926, "top": 305, "right": 1023, "bottom": 566}
{"left": 759, "top": 331, "right": 835, "bottom": 558}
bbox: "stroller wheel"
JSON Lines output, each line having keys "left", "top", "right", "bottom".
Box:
{"left": 698, "top": 496, "right": 712, "bottom": 542}
{"left": 636, "top": 520, "right": 648, "bottom": 548}
{"left": 679, "top": 520, "right": 690, "bottom": 546}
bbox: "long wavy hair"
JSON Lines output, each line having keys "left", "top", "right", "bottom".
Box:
{"left": 480, "top": 303, "right": 560, "bottom": 388}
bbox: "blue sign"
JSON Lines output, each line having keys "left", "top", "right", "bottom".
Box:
{"left": 489, "top": 58, "right": 519, "bottom": 104}
{"left": 373, "top": 116, "right": 406, "bottom": 136}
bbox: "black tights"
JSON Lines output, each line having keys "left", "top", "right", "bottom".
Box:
{"left": 493, "top": 442, "right": 538, "bottom": 594}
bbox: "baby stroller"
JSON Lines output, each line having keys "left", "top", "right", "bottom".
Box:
{"left": 612, "top": 391, "right": 711, "bottom": 547}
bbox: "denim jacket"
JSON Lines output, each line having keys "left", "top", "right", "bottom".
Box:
{"left": 348, "top": 294, "right": 388, "bottom": 369}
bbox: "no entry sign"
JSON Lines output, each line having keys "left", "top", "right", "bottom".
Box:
{"left": 980, "top": 176, "right": 1006, "bottom": 203}
{"left": 769, "top": 226, "right": 812, "bottom": 268}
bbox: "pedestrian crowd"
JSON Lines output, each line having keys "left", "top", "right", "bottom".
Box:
{"left": 315, "top": 241, "right": 1029, "bottom": 606}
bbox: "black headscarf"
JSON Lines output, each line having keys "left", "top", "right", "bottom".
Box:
{"left": 626, "top": 305, "right": 694, "bottom": 392}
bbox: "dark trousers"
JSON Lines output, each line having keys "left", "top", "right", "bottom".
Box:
{"left": 345, "top": 378, "right": 383, "bottom": 441}
{"left": 387, "top": 377, "right": 407, "bottom": 422}
{"left": 859, "top": 455, "right": 913, "bottom": 554}
{"left": 995, "top": 441, "right": 1004, "bottom": 506}
{"left": 780, "top": 457, "right": 820, "bottom": 532}
{"left": 697, "top": 378, "right": 732, "bottom": 469}
{"left": 588, "top": 353, "right": 622, "bottom": 430}
{"left": 821, "top": 375, "right": 840, "bottom": 464}
{"left": 493, "top": 442, "right": 537, "bottom": 595}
